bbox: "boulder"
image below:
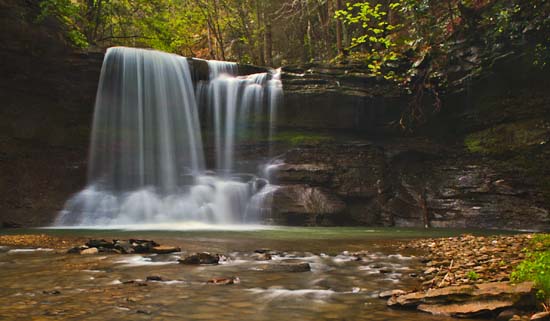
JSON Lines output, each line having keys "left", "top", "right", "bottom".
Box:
{"left": 179, "top": 252, "right": 220, "bottom": 265}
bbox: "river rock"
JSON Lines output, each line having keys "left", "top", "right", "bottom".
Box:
{"left": 531, "top": 312, "right": 550, "bottom": 321}
{"left": 85, "top": 239, "right": 114, "bottom": 249}
{"left": 80, "top": 247, "right": 99, "bottom": 255}
{"left": 388, "top": 282, "right": 536, "bottom": 318}
{"left": 152, "top": 245, "right": 181, "bottom": 254}
{"left": 114, "top": 240, "right": 135, "bottom": 254}
{"left": 130, "top": 239, "right": 160, "bottom": 253}
{"left": 179, "top": 252, "right": 219, "bottom": 265}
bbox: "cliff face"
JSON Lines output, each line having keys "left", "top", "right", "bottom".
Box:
{"left": 273, "top": 58, "right": 550, "bottom": 231}
{"left": 0, "top": 0, "right": 102, "bottom": 226}
{"left": 1, "top": 1, "right": 549, "bottom": 230}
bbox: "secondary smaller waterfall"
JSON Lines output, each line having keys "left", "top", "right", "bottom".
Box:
{"left": 197, "top": 61, "right": 281, "bottom": 173}
{"left": 55, "top": 47, "right": 282, "bottom": 227}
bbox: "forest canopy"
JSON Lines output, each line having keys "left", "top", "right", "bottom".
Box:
{"left": 38, "top": 0, "right": 550, "bottom": 67}
{"left": 38, "top": 0, "right": 550, "bottom": 128}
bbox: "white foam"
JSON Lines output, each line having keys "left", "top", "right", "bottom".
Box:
{"left": 115, "top": 255, "right": 178, "bottom": 267}
{"left": 45, "top": 222, "right": 278, "bottom": 231}
{"left": 247, "top": 287, "right": 336, "bottom": 300}
{"left": 8, "top": 248, "right": 54, "bottom": 253}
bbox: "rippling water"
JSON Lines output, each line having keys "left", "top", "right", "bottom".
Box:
{"left": 0, "top": 228, "right": 505, "bottom": 320}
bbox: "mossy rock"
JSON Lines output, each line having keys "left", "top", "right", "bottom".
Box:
{"left": 465, "top": 120, "right": 550, "bottom": 155}
{"left": 270, "top": 131, "right": 335, "bottom": 146}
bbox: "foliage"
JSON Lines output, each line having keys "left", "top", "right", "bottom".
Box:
{"left": 511, "top": 234, "right": 550, "bottom": 311}
{"left": 36, "top": 0, "right": 550, "bottom": 129}
{"left": 335, "top": 2, "right": 402, "bottom": 78}
{"left": 466, "top": 271, "right": 479, "bottom": 281}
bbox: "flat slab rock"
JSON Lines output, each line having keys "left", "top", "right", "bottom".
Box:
{"left": 418, "top": 300, "right": 516, "bottom": 317}
{"left": 387, "top": 282, "right": 535, "bottom": 318}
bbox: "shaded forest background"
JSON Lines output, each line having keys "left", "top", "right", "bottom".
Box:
{"left": 37, "top": 0, "right": 550, "bottom": 128}
{"left": 39, "top": 0, "right": 550, "bottom": 67}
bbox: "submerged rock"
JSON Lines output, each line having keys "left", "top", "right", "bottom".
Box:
{"left": 255, "top": 260, "right": 311, "bottom": 272}
{"left": 179, "top": 252, "right": 220, "bottom": 265}
{"left": 207, "top": 277, "right": 240, "bottom": 285}
{"left": 251, "top": 252, "right": 272, "bottom": 261}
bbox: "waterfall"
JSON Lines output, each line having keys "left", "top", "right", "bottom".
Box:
{"left": 55, "top": 47, "right": 282, "bottom": 227}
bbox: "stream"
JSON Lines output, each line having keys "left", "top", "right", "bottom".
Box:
{"left": 0, "top": 227, "right": 507, "bottom": 321}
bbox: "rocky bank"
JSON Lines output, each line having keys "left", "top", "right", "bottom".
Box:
{"left": 383, "top": 234, "right": 550, "bottom": 320}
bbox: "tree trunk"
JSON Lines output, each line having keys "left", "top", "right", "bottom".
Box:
{"left": 255, "top": 0, "right": 265, "bottom": 65}
{"left": 335, "top": 0, "right": 344, "bottom": 57}
{"left": 264, "top": 12, "right": 273, "bottom": 66}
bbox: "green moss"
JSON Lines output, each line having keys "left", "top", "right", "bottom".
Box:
{"left": 270, "top": 131, "right": 335, "bottom": 146}
{"left": 464, "top": 120, "right": 549, "bottom": 155}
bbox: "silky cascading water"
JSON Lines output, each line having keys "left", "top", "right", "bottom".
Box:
{"left": 55, "top": 47, "right": 281, "bottom": 227}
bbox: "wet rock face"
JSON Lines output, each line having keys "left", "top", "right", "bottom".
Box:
{"left": 279, "top": 65, "right": 404, "bottom": 133}
{"left": 270, "top": 139, "right": 550, "bottom": 229}
{"left": 274, "top": 143, "right": 386, "bottom": 198}
{"left": 270, "top": 185, "right": 346, "bottom": 225}
{"left": 268, "top": 142, "right": 387, "bottom": 225}
{"left": 385, "top": 151, "right": 550, "bottom": 229}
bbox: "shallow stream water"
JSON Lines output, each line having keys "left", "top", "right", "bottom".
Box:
{"left": 0, "top": 227, "right": 510, "bottom": 321}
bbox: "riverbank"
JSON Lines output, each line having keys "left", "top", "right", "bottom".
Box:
{"left": 387, "top": 233, "right": 548, "bottom": 320}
